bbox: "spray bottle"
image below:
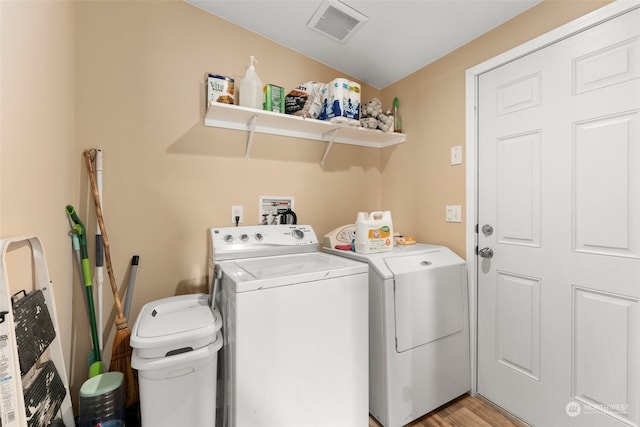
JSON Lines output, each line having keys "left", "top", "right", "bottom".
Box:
{"left": 239, "top": 56, "right": 264, "bottom": 110}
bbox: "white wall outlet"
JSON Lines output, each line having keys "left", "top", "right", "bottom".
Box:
{"left": 259, "top": 196, "right": 295, "bottom": 224}
{"left": 446, "top": 205, "right": 462, "bottom": 223}
{"left": 451, "top": 146, "right": 462, "bottom": 165}
{"left": 231, "top": 205, "right": 243, "bottom": 225}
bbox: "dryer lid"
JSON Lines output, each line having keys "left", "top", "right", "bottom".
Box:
{"left": 323, "top": 243, "right": 462, "bottom": 279}
{"left": 384, "top": 248, "right": 464, "bottom": 274}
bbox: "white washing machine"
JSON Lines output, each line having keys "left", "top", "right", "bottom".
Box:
{"left": 209, "top": 225, "right": 369, "bottom": 427}
{"left": 324, "top": 243, "right": 470, "bottom": 427}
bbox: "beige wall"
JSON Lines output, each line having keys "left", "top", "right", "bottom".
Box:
{"left": 382, "top": 0, "right": 612, "bottom": 257}
{"left": 0, "top": 0, "right": 76, "bottom": 389}
{"left": 1, "top": 0, "right": 612, "bottom": 411}
{"left": 74, "top": 0, "right": 381, "bottom": 403}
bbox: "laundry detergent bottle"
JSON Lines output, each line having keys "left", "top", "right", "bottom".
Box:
{"left": 355, "top": 211, "right": 394, "bottom": 254}
{"left": 239, "top": 56, "right": 263, "bottom": 109}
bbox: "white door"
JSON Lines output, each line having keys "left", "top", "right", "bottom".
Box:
{"left": 478, "top": 7, "right": 640, "bottom": 427}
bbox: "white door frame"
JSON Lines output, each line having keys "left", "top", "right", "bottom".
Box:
{"left": 464, "top": 0, "right": 640, "bottom": 394}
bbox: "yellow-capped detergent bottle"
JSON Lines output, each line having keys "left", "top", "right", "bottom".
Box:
{"left": 355, "top": 211, "right": 394, "bottom": 254}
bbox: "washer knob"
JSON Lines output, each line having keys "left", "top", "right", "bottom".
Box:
{"left": 291, "top": 229, "right": 304, "bottom": 240}
{"left": 223, "top": 234, "right": 233, "bottom": 243}
{"left": 240, "top": 234, "right": 249, "bottom": 242}
{"left": 255, "top": 233, "right": 263, "bottom": 241}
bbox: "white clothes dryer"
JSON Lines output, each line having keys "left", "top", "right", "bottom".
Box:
{"left": 209, "top": 225, "right": 369, "bottom": 427}
{"left": 323, "top": 243, "right": 470, "bottom": 427}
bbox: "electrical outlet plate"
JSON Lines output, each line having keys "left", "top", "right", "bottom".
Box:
{"left": 231, "top": 205, "right": 243, "bottom": 224}
{"left": 451, "top": 146, "right": 462, "bottom": 165}
{"left": 446, "top": 205, "right": 462, "bottom": 223}
{"left": 259, "top": 196, "right": 295, "bottom": 224}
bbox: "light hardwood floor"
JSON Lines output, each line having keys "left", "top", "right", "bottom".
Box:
{"left": 368, "top": 394, "right": 527, "bottom": 427}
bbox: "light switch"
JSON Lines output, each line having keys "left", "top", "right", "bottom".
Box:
{"left": 451, "top": 146, "right": 462, "bottom": 165}
{"left": 446, "top": 205, "right": 462, "bottom": 223}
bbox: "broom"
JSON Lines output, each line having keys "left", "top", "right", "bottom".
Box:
{"left": 84, "top": 150, "right": 139, "bottom": 408}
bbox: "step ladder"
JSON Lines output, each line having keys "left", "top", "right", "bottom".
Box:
{"left": 0, "top": 235, "right": 74, "bottom": 427}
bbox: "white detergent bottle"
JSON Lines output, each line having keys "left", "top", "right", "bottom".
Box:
{"left": 239, "top": 56, "right": 263, "bottom": 110}
{"left": 355, "top": 211, "right": 394, "bottom": 254}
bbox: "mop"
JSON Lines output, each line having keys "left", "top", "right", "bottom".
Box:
{"left": 65, "top": 205, "right": 104, "bottom": 378}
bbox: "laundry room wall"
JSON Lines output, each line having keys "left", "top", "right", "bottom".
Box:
{"left": 0, "top": 0, "right": 76, "bottom": 386}
{"left": 380, "top": 0, "right": 613, "bottom": 257}
{"left": 75, "top": 0, "right": 381, "bottom": 300}
{"left": 73, "top": 0, "right": 382, "bottom": 403}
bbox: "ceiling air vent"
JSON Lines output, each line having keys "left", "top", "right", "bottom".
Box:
{"left": 306, "top": 0, "right": 368, "bottom": 44}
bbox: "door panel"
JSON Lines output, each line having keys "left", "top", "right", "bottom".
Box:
{"left": 573, "top": 287, "right": 640, "bottom": 425}
{"left": 573, "top": 111, "right": 640, "bottom": 258}
{"left": 496, "top": 72, "right": 542, "bottom": 115}
{"left": 478, "top": 6, "right": 640, "bottom": 427}
{"left": 573, "top": 37, "right": 640, "bottom": 95}
{"left": 495, "top": 272, "right": 541, "bottom": 381}
{"left": 497, "top": 131, "right": 541, "bottom": 247}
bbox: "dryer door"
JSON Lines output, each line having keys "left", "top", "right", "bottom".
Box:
{"left": 388, "top": 254, "right": 465, "bottom": 352}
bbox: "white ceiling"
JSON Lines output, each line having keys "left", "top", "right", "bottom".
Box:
{"left": 186, "top": 0, "right": 542, "bottom": 89}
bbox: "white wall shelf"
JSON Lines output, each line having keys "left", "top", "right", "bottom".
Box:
{"left": 204, "top": 102, "right": 406, "bottom": 165}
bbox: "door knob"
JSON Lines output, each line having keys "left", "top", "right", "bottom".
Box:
{"left": 482, "top": 224, "right": 494, "bottom": 235}
{"left": 478, "top": 247, "right": 494, "bottom": 258}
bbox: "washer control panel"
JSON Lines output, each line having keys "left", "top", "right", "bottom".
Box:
{"left": 210, "top": 224, "right": 319, "bottom": 261}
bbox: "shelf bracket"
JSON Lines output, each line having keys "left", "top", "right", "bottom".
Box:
{"left": 321, "top": 128, "right": 340, "bottom": 167}
{"left": 245, "top": 114, "right": 258, "bottom": 160}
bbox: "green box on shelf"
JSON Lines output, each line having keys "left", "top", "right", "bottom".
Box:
{"left": 264, "top": 84, "right": 285, "bottom": 113}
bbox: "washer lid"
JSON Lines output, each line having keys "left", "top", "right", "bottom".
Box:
{"left": 131, "top": 293, "right": 222, "bottom": 357}
{"left": 220, "top": 252, "right": 367, "bottom": 292}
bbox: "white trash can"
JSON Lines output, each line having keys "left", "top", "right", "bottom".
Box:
{"left": 131, "top": 293, "right": 222, "bottom": 427}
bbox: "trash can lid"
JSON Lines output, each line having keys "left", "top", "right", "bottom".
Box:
{"left": 130, "top": 293, "right": 222, "bottom": 358}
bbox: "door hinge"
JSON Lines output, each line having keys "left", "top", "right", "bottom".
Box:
{"left": 475, "top": 245, "right": 479, "bottom": 255}
{"left": 475, "top": 224, "right": 479, "bottom": 233}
